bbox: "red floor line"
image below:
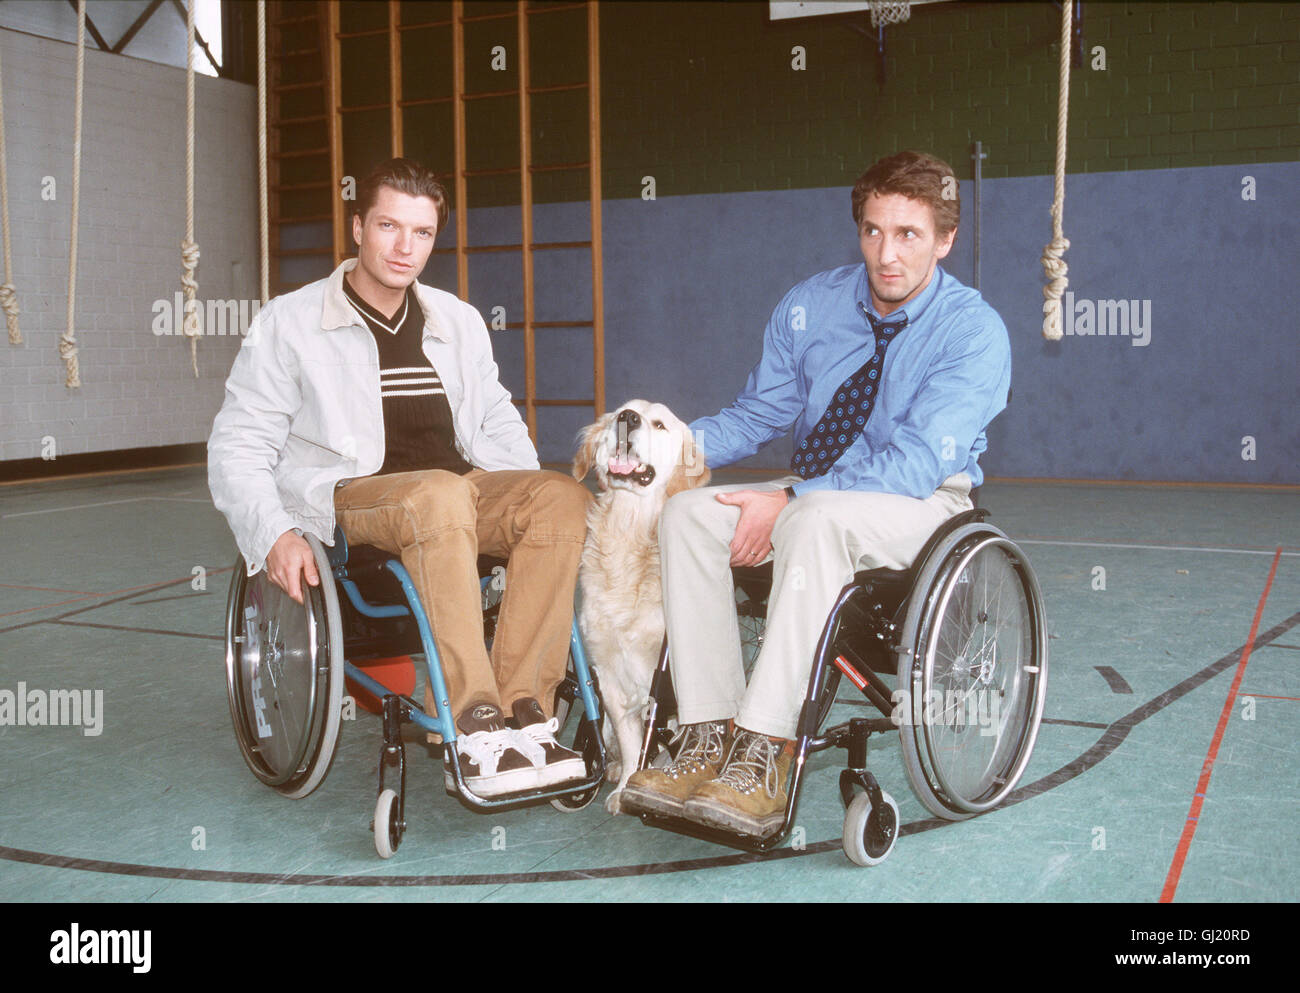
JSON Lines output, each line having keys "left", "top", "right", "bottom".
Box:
{"left": 0, "top": 582, "right": 100, "bottom": 595}
{"left": 0, "top": 592, "right": 106, "bottom": 618}
{"left": 1158, "top": 547, "right": 1282, "bottom": 903}
{"left": 0, "top": 568, "right": 236, "bottom": 619}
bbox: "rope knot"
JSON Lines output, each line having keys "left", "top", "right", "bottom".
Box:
{"left": 181, "top": 237, "right": 202, "bottom": 377}
{"left": 1040, "top": 234, "right": 1070, "bottom": 341}
{"left": 58, "top": 332, "right": 81, "bottom": 388}
{"left": 0, "top": 283, "right": 19, "bottom": 344}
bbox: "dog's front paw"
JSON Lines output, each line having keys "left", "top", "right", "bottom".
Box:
{"left": 605, "top": 789, "right": 624, "bottom": 815}
{"left": 604, "top": 759, "right": 623, "bottom": 785}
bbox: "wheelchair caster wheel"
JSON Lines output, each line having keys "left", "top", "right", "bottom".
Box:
{"left": 842, "top": 789, "right": 899, "bottom": 866}
{"left": 373, "top": 788, "right": 402, "bottom": 859}
{"left": 550, "top": 785, "right": 600, "bottom": 813}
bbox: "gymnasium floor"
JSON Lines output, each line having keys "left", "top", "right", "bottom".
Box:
{"left": 0, "top": 465, "right": 1295, "bottom": 903}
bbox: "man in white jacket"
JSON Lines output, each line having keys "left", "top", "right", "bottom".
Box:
{"left": 209, "top": 158, "right": 590, "bottom": 797}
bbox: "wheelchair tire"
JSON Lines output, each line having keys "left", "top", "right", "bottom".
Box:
{"left": 895, "top": 524, "right": 1048, "bottom": 820}
{"left": 224, "top": 533, "right": 344, "bottom": 799}
{"left": 373, "top": 788, "right": 400, "bottom": 859}
{"left": 842, "top": 788, "right": 899, "bottom": 866}
{"left": 549, "top": 716, "right": 603, "bottom": 812}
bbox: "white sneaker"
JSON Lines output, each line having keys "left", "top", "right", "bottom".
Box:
{"left": 511, "top": 698, "right": 588, "bottom": 788}
{"left": 446, "top": 703, "right": 544, "bottom": 797}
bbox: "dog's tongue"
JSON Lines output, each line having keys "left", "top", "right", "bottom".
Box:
{"left": 608, "top": 456, "right": 638, "bottom": 475}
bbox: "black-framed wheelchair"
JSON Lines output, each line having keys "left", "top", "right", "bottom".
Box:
{"left": 223, "top": 527, "right": 607, "bottom": 858}
{"left": 631, "top": 504, "right": 1049, "bottom": 866}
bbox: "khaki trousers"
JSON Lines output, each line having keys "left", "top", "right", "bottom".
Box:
{"left": 660, "top": 473, "right": 973, "bottom": 739}
{"left": 333, "top": 468, "right": 590, "bottom": 723}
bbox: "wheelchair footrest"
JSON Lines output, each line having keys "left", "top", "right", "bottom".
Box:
{"left": 443, "top": 768, "right": 606, "bottom": 812}
{"left": 441, "top": 731, "right": 607, "bottom": 813}
{"left": 633, "top": 810, "right": 792, "bottom": 854}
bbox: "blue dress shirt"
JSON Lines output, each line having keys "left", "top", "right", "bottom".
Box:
{"left": 689, "top": 264, "right": 1011, "bottom": 500}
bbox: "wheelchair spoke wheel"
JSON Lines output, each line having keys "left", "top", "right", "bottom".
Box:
{"left": 224, "top": 534, "right": 344, "bottom": 798}
{"left": 737, "top": 575, "right": 841, "bottom": 732}
{"left": 550, "top": 719, "right": 602, "bottom": 812}
{"left": 898, "top": 528, "right": 1048, "bottom": 819}
{"left": 736, "top": 585, "right": 766, "bottom": 678}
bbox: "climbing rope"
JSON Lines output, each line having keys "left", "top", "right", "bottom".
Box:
{"left": 1040, "top": 0, "right": 1072, "bottom": 341}
{"left": 61, "top": 0, "right": 85, "bottom": 388}
{"left": 181, "top": 0, "right": 202, "bottom": 376}
{"left": 258, "top": 0, "right": 269, "bottom": 305}
{"left": 0, "top": 43, "right": 20, "bottom": 345}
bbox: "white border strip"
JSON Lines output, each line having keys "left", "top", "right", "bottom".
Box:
{"left": 1019, "top": 539, "right": 1300, "bottom": 557}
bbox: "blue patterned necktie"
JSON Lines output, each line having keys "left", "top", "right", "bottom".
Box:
{"left": 790, "top": 306, "right": 909, "bottom": 480}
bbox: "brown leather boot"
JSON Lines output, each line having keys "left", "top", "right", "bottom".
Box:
{"left": 619, "top": 720, "right": 731, "bottom": 818}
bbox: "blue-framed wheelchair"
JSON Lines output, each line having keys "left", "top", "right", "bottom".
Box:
{"left": 632, "top": 501, "right": 1049, "bottom": 866}
{"left": 223, "top": 527, "right": 606, "bottom": 858}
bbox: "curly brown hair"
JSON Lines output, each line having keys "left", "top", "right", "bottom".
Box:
{"left": 851, "top": 151, "right": 959, "bottom": 237}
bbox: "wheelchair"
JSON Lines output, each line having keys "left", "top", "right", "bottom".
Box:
{"left": 631, "top": 501, "right": 1049, "bottom": 866}
{"left": 223, "top": 527, "right": 606, "bottom": 858}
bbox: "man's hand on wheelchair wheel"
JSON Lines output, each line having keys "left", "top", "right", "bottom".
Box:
{"left": 716, "top": 488, "right": 790, "bottom": 566}
{"left": 266, "top": 530, "right": 320, "bottom": 604}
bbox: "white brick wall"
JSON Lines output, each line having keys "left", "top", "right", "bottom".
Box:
{"left": 0, "top": 27, "right": 257, "bottom": 462}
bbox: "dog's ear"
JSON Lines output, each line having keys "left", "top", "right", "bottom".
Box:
{"left": 665, "top": 430, "right": 710, "bottom": 498}
{"left": 572, "top": 414, "right": 612, "bottom": 490}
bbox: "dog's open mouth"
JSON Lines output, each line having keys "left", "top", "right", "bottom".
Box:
{"left": 607, "top": 455, "right": 656, "bottom": 486}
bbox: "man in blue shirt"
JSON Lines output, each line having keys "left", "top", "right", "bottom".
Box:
{"left": 620, "top": 151, "right": 1011, "bottom": 836}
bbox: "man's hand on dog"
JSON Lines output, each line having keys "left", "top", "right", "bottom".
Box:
{"left": 266, "top": 530, "right": 321, "bottom": 604}
{"left": 716, "top": 488, "right": 790, "bottom": 566}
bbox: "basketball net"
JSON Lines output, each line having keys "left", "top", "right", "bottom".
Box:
{"left": 868, "top": 0, "right": 911, "bottom": 28}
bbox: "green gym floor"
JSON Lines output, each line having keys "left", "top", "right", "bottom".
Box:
{"left": 1, "top": 465, "right": 1296, "bottom": 903}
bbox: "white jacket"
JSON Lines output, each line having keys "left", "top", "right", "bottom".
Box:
{"left": 208, "top": 260, "right": 538, "bottom": 574}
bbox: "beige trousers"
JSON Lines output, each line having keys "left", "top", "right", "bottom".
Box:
{"left": 333, "top": 468, "right": 590, "bottom": 723}
{"left": 660, "top": 473, "right": 973, "bottom": 739}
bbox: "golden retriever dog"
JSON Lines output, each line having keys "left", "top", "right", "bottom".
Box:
{"left": 572, "top": 400, "right": 710, "bottom": 813}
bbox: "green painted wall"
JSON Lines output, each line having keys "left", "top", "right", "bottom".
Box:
{"left": 328, "top": 0, "right": 1300, "bottom": 207}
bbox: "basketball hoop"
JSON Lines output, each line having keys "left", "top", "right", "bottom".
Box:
{"left": 868, "top": 0, "right": 911, "bottom": 28}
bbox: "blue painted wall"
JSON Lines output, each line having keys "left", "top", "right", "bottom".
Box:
{"left": 426, "top": 160, "right": 1298, "bottom": 484}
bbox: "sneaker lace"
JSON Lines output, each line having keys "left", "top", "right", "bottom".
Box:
{"left": 665, "top": 721, "right": 727, "bottom": 777}
{"left": 458, "top": 728, "right": 519, "bottom": 774}
{"left": 514, "top": 718, "right": 560, "bottom": 763}
{"left": 714, "top": 732, "right": 780, "bottom": 798}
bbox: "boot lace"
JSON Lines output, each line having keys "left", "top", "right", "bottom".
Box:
{"left": 714, "top": 731, "right": 780, "bottom": 798}
{"left": 664, "top": 721, "right": 728, "bottom": 779}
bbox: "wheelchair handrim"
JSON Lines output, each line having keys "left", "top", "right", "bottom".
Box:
{"left": 223, "top": 536, "right": 344, "bottom": 796}
{"left": 913, "top": 534, "right": 1048, "bottom": 814}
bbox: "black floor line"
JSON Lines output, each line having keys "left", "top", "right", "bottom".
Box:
{"left": 1094, "top": 665, "right": 1133, "bottom": 694}
{"left": 1040, "top": 717, "right": 1109, "bottom": 730}
{"left": 3, "top": 608, "right": 1295, "bottom": 890}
